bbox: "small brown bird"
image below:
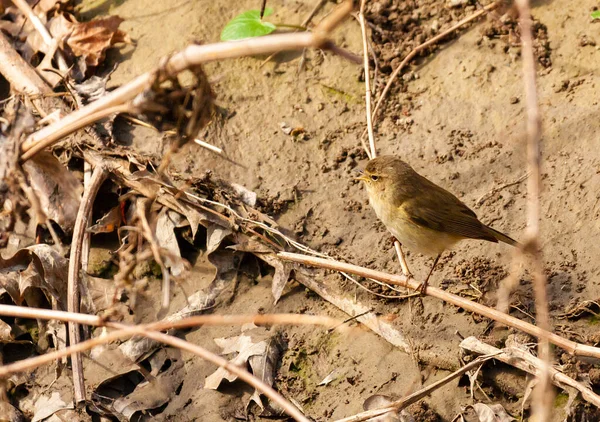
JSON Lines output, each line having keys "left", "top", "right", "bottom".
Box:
{"left": 356, "top": 155, "right": 519, "bottom": 293}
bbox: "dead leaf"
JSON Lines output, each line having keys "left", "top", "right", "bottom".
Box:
{"left": 204, "top": 333, "right": 268, "bottom": 389}
{"left": 469, "top": 403, "right": 516, "bottom": 422}
{"left": 31, "top": 391, "right": 72, "bottom": 422}
{"left": 231, "top": 183, "right": 257, "bottom": 207}
{"left": 155, "top": 208, "right": 186, "bottom": 276}
{"left": 0, "top": 244, "right": 68, "bottom": 309}
{"left": 67, "top": 16, "right": 131, "bottom": 66}
{"left": 246, "top": 333, "right": 284, "bottom": 410}
{"left": 206, "top": 224, "right": 231, "bottom": 255}
{"left": 318, "top": 369, "right": 342, "bottom": 386}
{"left": 22, "top": 152, "right": 82, "bottom": 234}
{"left": 90, "top": 348, "right": 183, "bottom": 420}
{"left": 257, "top": 253, "right": 291, "bottom": 304}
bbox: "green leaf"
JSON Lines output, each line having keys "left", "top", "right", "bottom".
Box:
{"left": 221, "top": 8, "right": 276, "bottom": 41}
{"left": 592, "top": 10, "right": 600, "bottom": 19}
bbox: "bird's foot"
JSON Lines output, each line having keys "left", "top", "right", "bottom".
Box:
{"left": 417, "top": 280, "right": 428, "bottom": 296}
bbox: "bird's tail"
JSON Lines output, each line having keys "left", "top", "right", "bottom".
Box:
{"left": 485, "top": 225, "right": 520, "bottom": 247}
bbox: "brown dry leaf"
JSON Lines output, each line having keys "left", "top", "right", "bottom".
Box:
{"left": 0, "top": 402, "right": 25, "bottom": 422}
{"left": 22, "top": 152, "right": 82, "bottom": 234}
{"left": 245, "top": 333, "right": 284, "bottom": 411}
{"left": 204, "top": 333, "right": 268, "bottom": 389}
{"left": 257, "top": 253, "right": 291, "bottom": 305}
{"left": 67, "top": 16, "right": 131, "bottom": 66}
{"left": 90, "top": 348, "right": 184, "bottom": 420}
{"left": 0, "top": 244, "right": 68, "bottom": 309}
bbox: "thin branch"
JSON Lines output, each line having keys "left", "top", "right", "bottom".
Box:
{"left": 278, "top": 252, "right": 600, "bottom": 359}
{"left": 0, "top": 32, "right": 51, "bottom": 96}
{"left": 67, "top": 165, "right": 107, "bottom": 403}
{"left": 358, "top": 0, "right": 375, "bottom": 159}
{"left": 461, "top": 336, "right": 600, "bottom": 408}
{"left": 515, "top": 0, "right": 552, "bottom": 418}
{"left": 334, "top": 355, "right": 496, "bottom": 422}
{"left": 20, "top": 0, "right": 354, "bottom": 161}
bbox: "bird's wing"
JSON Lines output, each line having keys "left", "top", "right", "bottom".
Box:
{"left": 401, "top": 182, "right": 497, "bottom": 242}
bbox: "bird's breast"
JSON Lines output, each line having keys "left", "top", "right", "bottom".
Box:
{"left": 369, "top": 196, "right": 459, "bottom": 256}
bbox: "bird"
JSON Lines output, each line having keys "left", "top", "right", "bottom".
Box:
{"left": 356, "top": 155, "right": 519, "bottom": 294}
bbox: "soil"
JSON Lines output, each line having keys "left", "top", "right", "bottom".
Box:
{"left": 5, "top": 0, "right": 600, "bottom": 420}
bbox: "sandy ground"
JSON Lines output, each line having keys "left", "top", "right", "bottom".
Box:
{"left": 15, "top": 0, "right": 600, "bottom": 420}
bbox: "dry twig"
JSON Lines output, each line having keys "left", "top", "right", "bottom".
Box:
{"left": 279, "top": 252, "right": 600, "bottom": 359}
{"left": 358, "top": 0, "right": 375, "bottom": 160}
{"left": 461, "top": 336, "right": 600, "bottom": 408}
{"left": 67, "top": 165, "right": 107, "bottom": 403}
{"left": 514, "top": 0, "right": 552, "bottom": 418}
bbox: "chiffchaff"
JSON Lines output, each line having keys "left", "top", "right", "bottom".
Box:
{"left": 357, "top": 155, "right": 518, "bottom": 294}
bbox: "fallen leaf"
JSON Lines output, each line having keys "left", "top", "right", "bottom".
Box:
{"left": 67, "top": 16, "right": 131, "bottom": 66}
{"left": 204, "top": 334, "right": 268, "bottom": 389}
{"left": 206, "top": 224, "right": 231, "bottom": 255}
{"left": 22, "top": 152, "right": 82, "bottom": 234}
{"left": 0, "top": 244, "right": 68, "bottom": 309}
{"left": 31, "top": 391, "right": 71, "bottom": 422}
{"left": 469, "top": 403, "right": 516, "bottom": 422}
{"left": 362, "top": 395, "right": 414, "bottom": 422}
{"left": 257, "top": 253, "right": 291, "bottom": 304}
{"left": 155, "top": 208, "right": 186, "bottom": 276}
{"left": 318, "top": 369, "right": 342, "bottom": 387}
{"left": 246, "top": 333, "right": 284, "bottom": 410}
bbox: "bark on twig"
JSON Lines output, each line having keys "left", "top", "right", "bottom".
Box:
{"left": 279, "top": 252, "right": 600, "bottom": 359}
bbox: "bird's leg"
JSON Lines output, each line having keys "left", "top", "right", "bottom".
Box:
{"left": 418, "top": 254, "right": 441, "bottom": 296}
{"left": 392, "top": 239, "right": 413, "bottom": 278}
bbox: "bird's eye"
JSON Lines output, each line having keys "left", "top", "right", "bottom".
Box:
{"left": 370, "top": 175, "right": 379, "bottom": 181}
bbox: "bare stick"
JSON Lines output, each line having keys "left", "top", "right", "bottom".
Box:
{"left": 10, "top": 0, "right": 69, "bottom": 72}
{"left": 461, "top": 336, "right": 600, "bottom": 408}
{"left": 67, "top": 165, "right": 107, "bottom": 403}
{"left": 20, "top": 0, "right": 354, "bottom": 161}
{"left": 334, "top": 355, "right": 496, "bottom": 422}
{"left": 371, "top": 1, "right": 500, "bottom": 122}
{"left": 358, "top": 0, "right": 375, "bottom": 159}
{"left": 514, "top": 0, "right": 552, "bottom": 418}
{"left": 279, "top": 252, "right": 600, "bottom": 359}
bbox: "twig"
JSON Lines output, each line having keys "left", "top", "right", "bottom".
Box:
{"left": 370, "top": 1, "right": 500, "bottom": 124}
{"left": 461, "top": 336, "right": 600, "bottom": 408}
{"left": 10, "top": 0, "right": 69, "bottom": 72}
{"left": 260, "top": 0, "right": 267, "bottom": 19}
{"left": 334, "top": 355, "right": 496, "bottom": 422}
{"left": 278, "top": 252, "right": 600, "bottom": 359}
{"left": 67, "top": 165, "right": 107, "bottom": 403}
{"left": 194, "top": 138, "right": 223, "bottom": 155}
{"left": 476, "top": 172, "right": 528, "bottom": 206}
{"left": 20, "top": 0, "right": 354, "bottom": 161}
{"left": 514, "top": 0, "right": 552, "bottom": 418}
{"left": 358, "top": 0, "right": 375, "bottom": 160}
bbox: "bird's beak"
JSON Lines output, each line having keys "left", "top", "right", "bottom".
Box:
{"left": 354, "top": 170, "right": 368, "bottom": 182}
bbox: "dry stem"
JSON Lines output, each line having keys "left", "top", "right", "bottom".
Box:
{"left": 461, "top": 336, "right": 600, "bottom": 408}
{"left": 514, "top": 0, "right": 552, "bottom": 418}
{"left": 0, "top": 32, "right": 51, "bottom": 96}
{"left": 67, "top": 165, "right": 107, "bottom": 403}
{"left": 358, "top": 0, "right": 375, "bottom": 159}
{"left": 279, "top": 252, "right": 600, "bottom": 359}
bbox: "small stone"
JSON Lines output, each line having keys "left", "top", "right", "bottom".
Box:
{"left": 510, "top": 96, "right": 519, "bottom": 104}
